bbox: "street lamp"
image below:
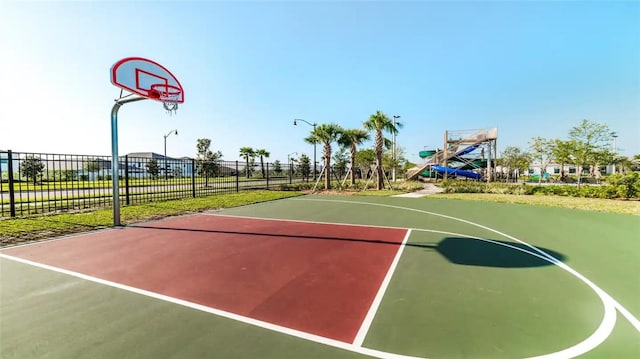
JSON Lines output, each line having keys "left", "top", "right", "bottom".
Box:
{"left": 392, "top": 115, "right": 401, "bottom": 181}
{"left": 163, "top": 129, "right": 178, "bottom": 180}
{"left": 293, "top": 119, "right": 317, "bottom": 180}
{"left": 611, "top": 132, "right": 618, "bottom": 174}
{"left": 287, "top": 152, "right": 298, "bottom": 177}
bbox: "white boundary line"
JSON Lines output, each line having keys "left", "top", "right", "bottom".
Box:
{"left": 0, "top": 253, "right": 424, "bottom": 359}
{"left": 354, "top": 229, "right": 412, "bottom": 347}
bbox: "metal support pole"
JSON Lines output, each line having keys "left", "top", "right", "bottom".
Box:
{"left": 111, "top": 96, "right": 147, "bottom": 226}
{"left": 235, "top": 161, "right": 239, "bottom": 192}
{"left": 191, "top": 158, "right": 196, "bottom": 197}
{"left": 7, "top": 150, "right": 15, "bottom": 217}
{"left": 163, "top": 129, "right": 177, "bottom": 181}
{"left": 443, "top": 130, "right": 448, "bottom": 181}
{"left": 125, "top": 155, "right": 130, "bottom": 205}
{"left": 612, "top": 133, "right": 618, "bottom": 174}
{"left": 266, "top": 162, "right": 270, "bottom": 189}
{"left": 294, "top": 119, "right": 317, "bottom": 180}
{"left": 392, "top": 115, "right": 400, "bottom": 182}
{"left": 487, "top": 142, "right": 492, "bottom": 182}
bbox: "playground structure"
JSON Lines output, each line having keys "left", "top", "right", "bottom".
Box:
{"left": 407, "top": 128, "right": 498, "bottom": 181}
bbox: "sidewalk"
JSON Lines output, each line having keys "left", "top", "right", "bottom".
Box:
{"left": 392, "top": 183, "right": 444, "bottom": 198}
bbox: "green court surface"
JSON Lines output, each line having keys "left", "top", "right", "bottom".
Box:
{"left": 1, "top": 195, "right": 639, "bottom": 358}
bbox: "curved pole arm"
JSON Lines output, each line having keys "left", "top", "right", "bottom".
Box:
{"left": 111, "top": 96, "right": 147, "bottom": 226}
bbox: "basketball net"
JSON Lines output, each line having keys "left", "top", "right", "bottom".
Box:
{"left": 151, "top": 84, "right": 180, "bottom": 116}
{"left": 162, "top": 96, "right": 179, "bottom": 116}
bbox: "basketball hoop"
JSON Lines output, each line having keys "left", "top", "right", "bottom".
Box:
{"left": 151, "top": 83, "right": 181, "bottom": 115}
{"left": 110, "top": 57, "right": 185, "bottom": 226}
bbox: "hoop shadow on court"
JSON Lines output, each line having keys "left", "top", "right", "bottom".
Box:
{"left": 426, "top": 237, "right": 567, "bottom": 268}
{"left": 130, "top": 224, "right": 566, "bottom": 269}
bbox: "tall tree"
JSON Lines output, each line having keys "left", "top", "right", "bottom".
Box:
{"left": 568, "top": 119, "right": 611, "bottom": 187}
{"left": 591, "top": 149, "right": 614, "bottom": 181}
{"left": 355, "top": 149, "right": 376, "bottom": 180}
{"left": 528, "top": 137, "right": 554, "bottom": 183}
{"left": 20, "top": 156, "right": 45, "bottom": 185}
{"left": 239, "top": 147, "right": 255, "bottom": 178}
{"left": 500, "top": 146, "right": 531, "bottom": 180}
{"left": 332, "top": 148, "right": 349, "bottom": 178}
{"left": 298, "top": 154, "right": 311, "bottom": 181}
{"left": 363, "top": 111, "right": 402, "bottom": 190}
{"left": 196, "top": 138, "right": 223, "bottom": 186}
{"left": 383, "top": 147, "right": 408, "bottom": 175}
{"left": 146, "top": 158, "right": 160, "bottom": 179}
{"left": 255, "top": 148, "right": 270, "bottom": 178}
{"left": 305, "top": 123, "right": 343, "bottom": 190}
{"left": 550, "top": 139, "right": 573, "bottom": 182}
{"left": 63, "top": 170, "right": 77, "bottom": 181}
{"left": 84, "top": 158, "right": 102, "bottom": 173}
{"left": 273, "top": 160, "right": 283, "bottom": 175}
{"left": 338, "top": 128, "right": 370, "bottom": 185}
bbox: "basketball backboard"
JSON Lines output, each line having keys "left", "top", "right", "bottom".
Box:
{"left": 110, "top": 57, "right": 184, "bottom": 103}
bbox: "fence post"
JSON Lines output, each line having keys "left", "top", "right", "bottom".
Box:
{"left": 289, "top": 163, "right": 292, "bottom": 184}
{"left": 266, "top": 162, "right": 269, "bottom": 189}
{"left": 7, "top": 150, "right": 16, "bottom": 217}
{"left": 191, "top": 159, "right": 196, "bottom": 198}
{"left": 235, "top": 161, "right": 239, "bottom": 193}
{"left": 124, "top": 155, "right": 130, "bottom": 205}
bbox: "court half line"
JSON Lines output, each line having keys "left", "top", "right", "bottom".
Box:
{"left": 354, "top": 228, "right": 412, "bottom": 347}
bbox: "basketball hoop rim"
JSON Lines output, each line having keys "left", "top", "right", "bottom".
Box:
{"left": 151, "top": 83, "right": 182, "bottom": 96}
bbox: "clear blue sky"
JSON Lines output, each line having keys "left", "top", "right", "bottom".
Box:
{"left": 1, "top": 1, "right": 638, "bottom": 164}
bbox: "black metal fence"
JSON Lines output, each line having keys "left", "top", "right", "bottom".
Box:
{"left": 0, "top": 150, "right": 308, "bottom": 218}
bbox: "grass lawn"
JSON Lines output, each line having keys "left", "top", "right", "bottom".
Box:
{"left": 0, "top": 191, "right": 303, "bottom": 246}
{"left": 430, "top": 192, "right": 640, "bottom": 216}
{"left": 3, "top": 188, "right": 638, "bottom": 248}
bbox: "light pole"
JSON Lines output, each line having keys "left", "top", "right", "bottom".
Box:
{"left": 163, "top": 129, "right": 178, "bottom": 180}
{"left": 287, "top": 152, "right": 298, "bottom": 177}
{"left": 392, "top": 115, "right": 401, "bottom": 181}
{"left": 293, "top": 119, "right": 317, "bottom": 180}
{"left": 611, "top": 132, "right": 618, "bottom": 174}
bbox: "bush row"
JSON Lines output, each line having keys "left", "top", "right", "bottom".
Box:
{"left": 441, "top": 173, "right": 640, "bottom": 200}
{"left": 279, "top": 180, "right": 424, "bottom": 192}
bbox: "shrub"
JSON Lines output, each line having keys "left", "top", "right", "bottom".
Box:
{"left": 391, "top": 181, "right": 425, "bottom": 192}
{"left": 605, "top": 173, "right": 640, "bottom": 199}
{"left": 442, "top": 176, "right": 640, "bottom": 200}
{"left": 441, "top": 181, "right": 532, "bottom": 195}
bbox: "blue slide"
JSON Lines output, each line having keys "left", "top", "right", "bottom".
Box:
{"left": 454, "top": 143, "right": 481, "bottom": 157}
{"left": 431, "top": 165, "right": 482, "bottom": 180}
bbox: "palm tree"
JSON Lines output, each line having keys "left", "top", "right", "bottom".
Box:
{"left": 239, "top": 147, "right": 255, "bottom": 178}
{"left": 255, "top": 148, "right": 270, "bottom": 178}
{"left": 338, "top": 129, "right": 370, "bottom": 186}
{"left": 305, "top": 123, "right": 343, "bottom": 190}
{"left": 363, "top": 111, "right": 402, "bottom": 190}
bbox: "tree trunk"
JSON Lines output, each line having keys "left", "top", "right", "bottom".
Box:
{"left": 576, "top": 164, "right": 582, "bottom": 188}
{"left": 260, "top": 157, "right": 265, "bottom": 178}
{"left": 375, "top": 130, "right": 383, "bottom": 190}
{"left": 324, "top": 144, "right": 332, "bottom": 190}
{"left": 350, "top": 146, "right": 356, "bottom": 185}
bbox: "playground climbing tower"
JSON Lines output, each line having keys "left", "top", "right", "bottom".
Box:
{"left": 407, "top": 128, "right": 498, "bottom": 181}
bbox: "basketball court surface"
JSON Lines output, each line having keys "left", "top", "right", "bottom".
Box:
{"left": 1, "top": 195, "right": 639, "bottom": 358}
